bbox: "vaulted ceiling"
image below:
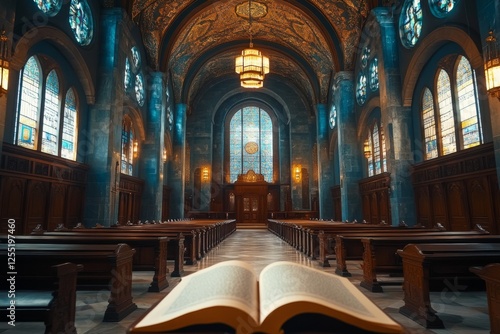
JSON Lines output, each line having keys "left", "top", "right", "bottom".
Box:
{"left": 130, "top": 0, "right": 371, "bottom": 108}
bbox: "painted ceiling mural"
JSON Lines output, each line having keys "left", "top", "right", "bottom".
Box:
{"left": 131, "top": 0, "right": 369, "bottom": 106}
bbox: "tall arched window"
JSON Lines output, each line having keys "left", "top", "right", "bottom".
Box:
{"left": 456, "top": 56, "right": 482, "bottom": 149}
{"left": 41, "top": 70, "right": 61, "bottom": 155}
{"left": 437, "top": 69, "right": 456, "bottom": 155}
{"left": 420, "top": 56, "right": 483, "bottom": 160}
{"left": 228, "top": 106, "right": 273, "bottom": 182}
{"left": 121, "top": 117, "right": 135, "bottom": 175}
{"left": 16, "top": 56, "right": 41, "bottom": 150}
{"left": 365, "top": 121, "right": 386, "bottom": 177}
{"left": 15, "top": 55, "right": 80, "bottom": 160}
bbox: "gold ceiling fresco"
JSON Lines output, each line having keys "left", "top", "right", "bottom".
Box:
{"left": 131, "top": 0, "right": 369, "bottom": 106}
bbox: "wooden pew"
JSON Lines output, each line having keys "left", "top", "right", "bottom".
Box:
{"left": 9, "top": 233, "right": 171, "bottom": 291}
{"left": 359, "top": 234, "right": 500, "bottom": 292}
{"left": 470, "top": 263, "right": 500, "bottom": 334}
{"left": 40, "top": 228, "right": 186, "bottom": 277}
{"left": 333, "top": 226, "right": 489, "bottom": 276}
{"left": 0, "top": 262, "right": 82, "bottom": 334}
{"left": 397, "top": 243, "right": 500, "bottom": 329}
{"left": 0, "top": 242, "right": 137, "bottom": 322}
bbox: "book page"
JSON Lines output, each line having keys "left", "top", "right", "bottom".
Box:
{"left": 131, "top": 260, "right": 259, "bottom": 332}
{"left": 258, "top": 261, "right": 403, "bottom": 333}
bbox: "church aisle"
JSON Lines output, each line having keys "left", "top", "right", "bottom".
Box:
{"left": 0, "top": 229, "right": 489, "bottom": 334}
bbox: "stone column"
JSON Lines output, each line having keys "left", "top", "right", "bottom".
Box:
{"left": 83, "top": 9, "right": 123, "bottom": 227}
{"left": 335, "top": 71, "right": 362, "bottom": 221}
{"left": 316, "top": 103, "right": 333, "bottom": 218}
{"left": 375, "top": 8, "right": 416, "bottom": 225}
{"left": 169, "top": 103, "right": 187, "bottom": 218}
{"left": 139, "top": 72, "right": 165, "bottom": 220}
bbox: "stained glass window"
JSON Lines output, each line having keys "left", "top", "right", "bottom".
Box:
{"left": 61, "top": 88, "right": 78, "bottom": 160}
{"left": 33, "top": 0, "right": 62, "bottom": 16}
{"left": 373, "top": 124, "right": 381, "bottom": 174}
{"left": 131, "top": 46, "right": 141, "bottom": 68}
{"left": 456, "top": 56, "right": 482, "bottom": 149}
{"left": 329, "top": 104, "right": 336, "bottom": 129}
{"left": 437, "top": 69, "right": 456, "bottom": 155}
{"left": 16, "top": 56, "right": 41, "bottom": 150}
{"left": 135, "top": 72, "right": 145, "bottom": 106}
{"left": 356, "top": 72, "right": 367, "bottom": 105}
{"left": 422, "top": 88, "right": 438, "bottom": 159}
{"left": 124, "top": 57, "right": 131, "bottom": 90}
{"left": 69, "top": 0, "right": 93, "bottom": 46}
{"left": 380, "top": 122, "right": 387, "bottom": 171}
{"left": 361, "top": 47, "right": 370, "bottom": 68}
{"left": 366, "top": 130, "right": 374, "bottom": 177}
{"left": 429, "top": 0, "right": 457, "bottom": 18}
{"left": 121, "top": 118, "right": 134, "bottom": 175}
{"left": 369, "top": 58, "right": 379, "bottom": 91}
{"left": 399, "top": 0, "right": 422, "bottom": 48}
{"left": 229, "top": 106, "right": 273, "bottom": 183}
{"left": 41, "top": 70, "right": 60, "bottom": 155}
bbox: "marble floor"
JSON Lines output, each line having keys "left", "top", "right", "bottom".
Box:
{"left": 1, "top": 229, "right": 490, "bottom": 334}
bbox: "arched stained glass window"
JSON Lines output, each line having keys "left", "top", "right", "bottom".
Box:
{"left": 365, "top": 121, "right": 386, "bottom": 177}
{"left": 41, "top": 70, "right": 60, "bottom": 155}
{"left": 456, "top": 56, "right": 482, "bottom": 149}
{"left": 229, "top": 106, "right": 273, "bottom": 183}
{"left": 356, "top": 72, "right": 367, "bottom": 105}
{"left": 422, "top": 88, "right": 438, "bottom": 159}
{"left": 16, "top": 56, "right": 41, "bottom": 150}
{"left": 381, "top": 122, "right": 387, "bottom": 171}
{"left": 429, "top": 0, "right": 458, "bottom": 18}
{"left": 124, "top": 57, "right": 131, "bottom": 90}
{"left": 437, "top": 69, "right": 456, "bottom": 155}
{"left": 361, "top": 47, "right": 370, "bottom": 68}
{"left": 131, "top": 46, "right": 141, "bottom": 68}
{"left": 61, "top": 88, "right": 78, "bottom": 160}
{"left": 373, "top": 124, "right": 381, "bottom": 174}
{"left": 121, "top": 118, "right": 135, "bottom": 175}
{"left": 135, "top": 72, "right": 145, "bottom": 106}
{"left": 69, "top": 0, "right": 93, "bottom": 46}
{"left": 329, "top": 104, "right": 336, "bottom": 129}
{"left": 369, "top": 58, "right": 379, "bottom": 91}
{"left": 34, "top": 0, "right": 62, "bottom": 16}
{"left": 366, "top": 130, "right": 374, "bottom": 177}
{"left": 399, "top": 0, "right": 422, "bottom": 48}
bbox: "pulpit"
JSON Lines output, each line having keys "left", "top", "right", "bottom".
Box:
{"left": 233, "top": 170, "right": 268, "bottom": 228}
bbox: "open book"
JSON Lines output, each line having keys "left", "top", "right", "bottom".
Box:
{"left": 128, "top": 260, "right": 403, "bottom": 334}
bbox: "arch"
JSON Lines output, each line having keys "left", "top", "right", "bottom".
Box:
{"left": 402, "top": 26, "right": 482, "bottom": 106}
{"left": 12, "top": 26, "right": 95, "bottom": 104}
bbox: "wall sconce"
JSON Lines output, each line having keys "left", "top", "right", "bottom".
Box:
{"left": 133, "top": 140, "right": 138, "bottom": 158}
{"left": 162, "top": 148, "right": 167, "bottom": 162}
{"left": 0, "top": 29, "right": 9, "bottom": 97}
{"left": 484, "top": 30, "right": 500, "bottom": 100}
{"left": 294, "top": 165, "right": 301, "bottom": 182}
{"left": 363, "top": 140, "right": 371, "bottom": 158}
{"left": 202, "top": 167, "right": 209, "bottom": 182}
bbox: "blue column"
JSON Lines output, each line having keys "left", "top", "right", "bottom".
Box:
{"left": 139, "top": 72, "right": 165, "bottom": 220}
{"left": 83, "top": 9, "right": 123, "bottom": 227}
{"left": 169, "top": 103, "right": 187, "bottom": 218}
{"left": 335, "top": 71, "right": 362, "bottom": 221}
{"left": 316, "top": 103, "right": 334, "bottom": 218}
{"left": 375, "top": 8, "right": 416, "bottom": 225}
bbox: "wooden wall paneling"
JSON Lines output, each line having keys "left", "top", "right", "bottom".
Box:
{"left": 414, "top": 186, "right": 431, "bottom": 227}
{"left": 362, "top": 194, "right": 371, "bottom": 222}
{"left": 379, "top": 189, "right": 390, "bottom": 224}
{"left": 47, "top": 183, "right": 68, "bottom": 231}
{"left": 466, "top": 177, "right": 495, "bottom": 233}
{"left": 25, "top": 180, "right": 50, "bottom": 234}
{"left": 430, "top": 183, "right": 448, "bottom": 230}
{"left": 370, "top": 192, "right": 379, "bottom": 224}
{"left": 0, "top": 176, "right": 26, "bottom": 234}
{"left": 491, "top": 174, "right": 500, "bottom": 234}
{"left": 66, "top": 185, "right": 85, "bottom": 227}
{"left": 446, "top": 181, "right": 469, "bottom": 231}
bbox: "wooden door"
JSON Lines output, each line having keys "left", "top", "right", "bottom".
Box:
{"left": 242, "top": 196, "right": 260, "bottom": 224}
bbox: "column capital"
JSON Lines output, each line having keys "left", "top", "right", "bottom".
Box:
{"left": 334, "top": 71, "right": 354, "bottom": 86}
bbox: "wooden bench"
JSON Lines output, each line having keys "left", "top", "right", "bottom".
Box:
{"left": 8, "top": 233, "right": 171, "bottom": 291}
{"left": 0, "top": 242, "right": 137, "bottom": 322}
{"left": 397, "top": 243, "right": 500, "bottom": 328}
{"left": 470, "top": 263, "right": 500, "bottom": 334}
{"left": 0, "top": 262, "right": 82, "bottom": 334}
{"left": 359, "top": 234, "right": 500, "bottom": 292}
{"left": 332, "top": 226, "right": 489, "bottom": 276}
{"left": 39, "top": 228, "right": 186, "bottom": 277}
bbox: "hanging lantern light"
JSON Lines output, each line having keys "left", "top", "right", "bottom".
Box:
{"left": 484, "top": 30, "right": 500, "bottom": 100}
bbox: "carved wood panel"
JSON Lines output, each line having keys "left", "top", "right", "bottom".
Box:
{"left": 25, "top": 180, "right": 50, "bottom": 234}
{"left": 48, "top": 183, "right": 68, "bottom": 231}
{"left": 467, "top": 177, "right": 494, "bottom": 232}
{"left": 446, "top": 181, "right": 469, "bottom": 231}
{"left": 430, "top": 183, "right": 448, "bottom": 230}
{"left": 0, "top": 177, "right": 25, "bottom": 234}
{"left": 359, "top": 173, "right": 391, "bottom": 224}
